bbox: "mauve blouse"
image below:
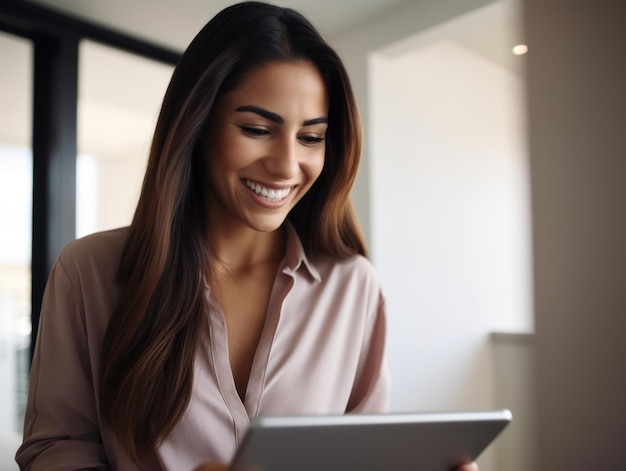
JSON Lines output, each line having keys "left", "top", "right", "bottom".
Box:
{"left": 16, "top": 223, "right": 390, "bottom": 470}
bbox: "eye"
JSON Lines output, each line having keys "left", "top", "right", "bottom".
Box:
{"left": 298, "top": 134, "right": 325, "bottom": 146}
{"left": 238, "top": 125, "right": 270, "bottom": 137}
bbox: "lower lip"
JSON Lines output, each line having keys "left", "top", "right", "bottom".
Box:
{"left": 244, "top": 182, "right": 293, "bottom": 208}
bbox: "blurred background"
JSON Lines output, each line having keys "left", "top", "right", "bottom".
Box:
{"left": 1, "top": 0, "right": 624, "bottom": 470}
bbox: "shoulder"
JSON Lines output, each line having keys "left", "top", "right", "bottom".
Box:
{"left": 336, "top": 254, "right": 380, "bottom": 279}
{"left": 61, "top": 227, "right": 128, "bottom": 259}
{"left": 39, "top": 228, "right": 130, "bottom": 342}
{"left": 313, "top": 254, "right": 383, "bottom": 295}
{"left": 57, "top": 227, "right": 129, "bottom": 283}
{"left": 316, "top": 253, "right": 379, "bottom": 277}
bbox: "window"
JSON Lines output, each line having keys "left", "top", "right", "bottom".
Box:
{"left": 0, "top": 30, "right": 33, "bottom": 450}
{"left": 77, "top": 40, "right": 174, "bottom": 236}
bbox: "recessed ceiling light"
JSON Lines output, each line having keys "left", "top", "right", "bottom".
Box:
{"left": 512, "top": 44, "right": 528, "bottom": 55}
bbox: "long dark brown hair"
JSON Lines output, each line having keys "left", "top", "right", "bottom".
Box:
{"left": 99, "top": 1, "right": 366, "bottom": 463}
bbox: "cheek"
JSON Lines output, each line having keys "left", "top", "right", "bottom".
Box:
{"left": 205, "top": 135, "right": 243, "bottom": 178}
{"left": 295, "top": 154, "right": 325, "bottom": 201}
{"left": 308, "top": 152, "right": 326, "bottom": 182}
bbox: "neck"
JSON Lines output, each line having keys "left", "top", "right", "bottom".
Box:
{"left": 208, "top": 223, "right": 286, "bottom": 277}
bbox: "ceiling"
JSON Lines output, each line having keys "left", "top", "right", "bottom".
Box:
{"left": 24, "top": 0, "right": 525, "bottom": 75}
{"left": 25, "top": 0, "right": 417, "bottom": 51}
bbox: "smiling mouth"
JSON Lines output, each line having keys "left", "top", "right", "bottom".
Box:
{"left": 244, "top": 179, "right": 292, "bottom": 202}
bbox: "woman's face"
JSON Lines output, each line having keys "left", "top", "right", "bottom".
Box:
{"left": 203, "top": 60, "right": 328, "bottom": 234}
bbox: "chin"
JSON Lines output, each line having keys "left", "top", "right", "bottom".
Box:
{"left": 247, "top": 217, "right": 288, "bottom": 233}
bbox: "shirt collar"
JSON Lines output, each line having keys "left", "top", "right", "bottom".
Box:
{"left": 282, "top": 220, "right": 321, "bottom": 283}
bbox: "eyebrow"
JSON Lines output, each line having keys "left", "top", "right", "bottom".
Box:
{"left": 235, "top": 105, "right": 328, "bottom": 127}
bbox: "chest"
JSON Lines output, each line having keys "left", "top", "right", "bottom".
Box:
{"left": 212, "top": 263, "right": 279, "bottom": 399}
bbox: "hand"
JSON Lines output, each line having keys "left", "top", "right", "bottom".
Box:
{"left": 192, "top": 462, "right": 228, "bottom": 471}
{"left": 190, "top": 460, "right": 476, "bottom": 471}
{"left": 457, "top": 463, "right": 479, "bottom": 471}
{"left": 191, "top": 461, "right": 475, "bottom": 471}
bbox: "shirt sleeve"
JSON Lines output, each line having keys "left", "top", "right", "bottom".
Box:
{"left": 346, "top": 290, "right": 391, "bottom": 413}
{"left": 15, "top": 256, "right": 109, "bottom": 470}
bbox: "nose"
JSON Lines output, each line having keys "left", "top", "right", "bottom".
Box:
{"left": 264, "top": 136, "right": 299, "bottom": 179}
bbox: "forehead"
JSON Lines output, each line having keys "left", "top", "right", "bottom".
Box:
{"left": 216, "top": 60, "right": 329, "bottom": 117}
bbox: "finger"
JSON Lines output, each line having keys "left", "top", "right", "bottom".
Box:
{"left": 192, "top": 462, "right": 228, "bottom": 471}
{"left": 457, "top": 462, "right": 479, "bottom": 471}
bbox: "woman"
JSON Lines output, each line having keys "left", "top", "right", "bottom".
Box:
{"left": 17, "top": 2, "right": 478, "bottom": 470}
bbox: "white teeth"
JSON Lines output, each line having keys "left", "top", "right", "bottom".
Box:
{"left": 245, "top": 180, "right": 291, "bottom": 202}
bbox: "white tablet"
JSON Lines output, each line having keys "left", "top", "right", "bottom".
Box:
{"left": 228, "top": 409, "right": 512, "bottom": 471}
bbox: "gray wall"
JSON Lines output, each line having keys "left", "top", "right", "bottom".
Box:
{"left": 525, "top": 0, "right": 626, "bottom": 469}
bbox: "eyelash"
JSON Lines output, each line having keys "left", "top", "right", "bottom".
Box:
{"left": 299, "top": 135, "right": 325, "bottom": 145}
{"left": 239, "top": 126, "right": 269, "bottom": 137}
{"left": 238, "top": 126, "right": 325, "bottom": 145}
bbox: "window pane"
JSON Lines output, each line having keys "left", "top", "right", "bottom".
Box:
{"left": 77, "top": 40, "right": 174, "bottom": 237}
{"left": 0, "top": 31, "right": 33, "bottom": 469}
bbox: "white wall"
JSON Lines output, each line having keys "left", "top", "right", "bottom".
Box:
{"left": 370, "top": 37, "right": 532, "bottom": 412}
{"left": 332, "top": 2, "right": 533, "bottom": 469}
{"left": 331, "top": 0, "right": 498, "bottom": 247}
